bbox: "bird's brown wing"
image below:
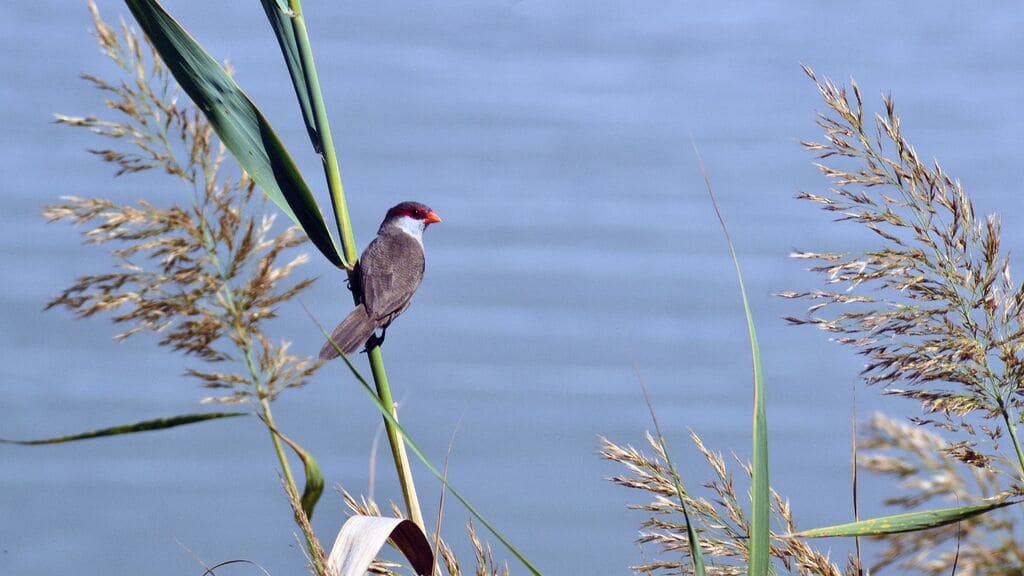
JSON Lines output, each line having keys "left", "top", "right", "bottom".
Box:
{"left": 360, "top": 228, "right": 425, "bottom": 328}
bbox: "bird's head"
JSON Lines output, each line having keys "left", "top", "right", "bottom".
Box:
{"left": 381, "top": 201, "right": 442, "bottom": 241}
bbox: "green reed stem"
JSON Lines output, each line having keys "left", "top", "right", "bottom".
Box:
{"left": 249, "top": 338, "right": 325, "bottom": 576}
{"left": 368, "top": 345, "right": 424, "bottom": 526}
{"left": 285, "top": 0, "right": 424, "bottom": 529}
{"left": 999, "top": 401, "right": 1024, "bottom": 481}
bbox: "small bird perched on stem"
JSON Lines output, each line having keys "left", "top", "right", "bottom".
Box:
{"left": 319, "top": 201, "right": 442, "bottom": 360}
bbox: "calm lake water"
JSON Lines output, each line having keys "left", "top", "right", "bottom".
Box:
{"left": 3, "top": 1, "right": 1024, "bottom": 574}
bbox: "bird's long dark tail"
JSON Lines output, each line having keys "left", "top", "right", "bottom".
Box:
{"left": 319, "top": 307, "right": 375, "bottom": 360}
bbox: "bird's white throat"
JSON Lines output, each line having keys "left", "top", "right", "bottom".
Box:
{"left": 390, "top": 215, "right": 425, "bottom": 245}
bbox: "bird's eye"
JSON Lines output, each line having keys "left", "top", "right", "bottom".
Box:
{"left": 412, "top": 209, "right": 424, "bottom": 218}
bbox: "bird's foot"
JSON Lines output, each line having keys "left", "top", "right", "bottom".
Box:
{"left": 364, "top": 330, "right": 387, "bottom": 352}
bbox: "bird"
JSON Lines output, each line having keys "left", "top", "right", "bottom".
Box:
{"left": 319, "top": 201, "right": 442, "bottom": 360}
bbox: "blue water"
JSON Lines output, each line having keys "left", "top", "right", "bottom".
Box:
{"left": 3, "top": 1, "right": 1024, "bottom": 574}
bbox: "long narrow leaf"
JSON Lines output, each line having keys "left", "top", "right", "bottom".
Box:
{"left": 1, "top": 412, "right": 245, "bottom": 445}
{"left": 697, "top": 145, "right": 770, "bottom": 576}
{"left": 740, "top": 256, "right": 770, "bottom": 576}
{"left": 123, "top": 0, "right": 343, "bottom": 268}
{"left": 794, "top": 499, "right": 1017, "bottom": 537}
{"left": 259, "top": 0, "right": 319, "bottom": 149}
{"left": 637, "top": 373, "right": 706, "bottom": 575}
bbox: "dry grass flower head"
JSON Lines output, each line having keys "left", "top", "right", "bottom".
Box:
{"left": 779, "top": 67, "right": 1024, "bottom": 574}
{"left": 601, "top": 432, "right": 852, "bottom": 575}
{"left": 781, "top": 67, "right": 1024, "bottom": 484}
{"left": 45, "top": 3, "right": 320, "bottom": 406}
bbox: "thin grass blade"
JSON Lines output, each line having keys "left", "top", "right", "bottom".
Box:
{"left": 0, "top": 412, "right": 245, "bottom": 445}
{"left": 311, "top": 310, "right": 543, "bottom": 576}
{"left": 637, "top": 372, "right": 706, "bottom": 575}
{"left": 326, "top": 515, "right": 434, "bottom": 576}
{"left": 200, "top": 560, "right": 273, "bottom": 576}
{"left": 259, "top": 0, "right": 319, "bottom": 150}
{"left": 697, "top": 145, "right": 770, "bottom": 576}
{"left": 793, "top": 499, "right": 1017, "bottom": 537}
{"left": 273, "top": 428, "right": 326, "bottom": 519}
{"left": 123, "top": 0, "right": 343, "bottom": 268}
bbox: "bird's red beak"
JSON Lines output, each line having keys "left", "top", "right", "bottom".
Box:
{"left": 424, "top": 210, "right": 442, "bottom": 225}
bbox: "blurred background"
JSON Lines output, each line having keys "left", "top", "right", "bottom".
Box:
{"left": 3, "top": 1, "right": 1024, "bottom": 574}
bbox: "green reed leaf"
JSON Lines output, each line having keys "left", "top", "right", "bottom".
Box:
{"left": 742, "top": 259, "right": 770, "bottom": 576}
{"left": 123, "top": 0, "right": 343, "bottom": 268}
{"left": 794, "top": 499, "right": 1018, "bottom": 537}
{"left": 698, "top": 146, "right": 770, "bottom": 576}
{"left": 1, "top": 412, "right": 245, "bottom": 445}
{"left": 259, "top": 0, "right": 319, "bottom": 150}
{"left": 273, "top": 428, "right": 325, "bottom": 519}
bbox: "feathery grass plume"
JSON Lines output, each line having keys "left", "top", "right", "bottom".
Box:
{"left": 47, "top": 2, "right": 320, "bottom": 406}
{"left": 781, "top": 66, "right": 1024, "bottom": 480}
{"left": 601, "top": 432, "right": 854, "bottom": 576}
{"left": 858, "top": 413, "right": 1022, "bottom": 575}
{"left": 434, "top": 520, "right": 510, "bottom": 576}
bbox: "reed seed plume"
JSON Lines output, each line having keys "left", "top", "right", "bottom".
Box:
{"left": 601, "top": 433, "right": 852, "bottom": 575}
{"left": 781, "top": 66, "right": 1024, "bottom": 480}
{"left": 779, "top": 67, "right": 1024, "bottom": 574}
{"left": 46, "top": 2, "right": 320, "bottom": 405}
